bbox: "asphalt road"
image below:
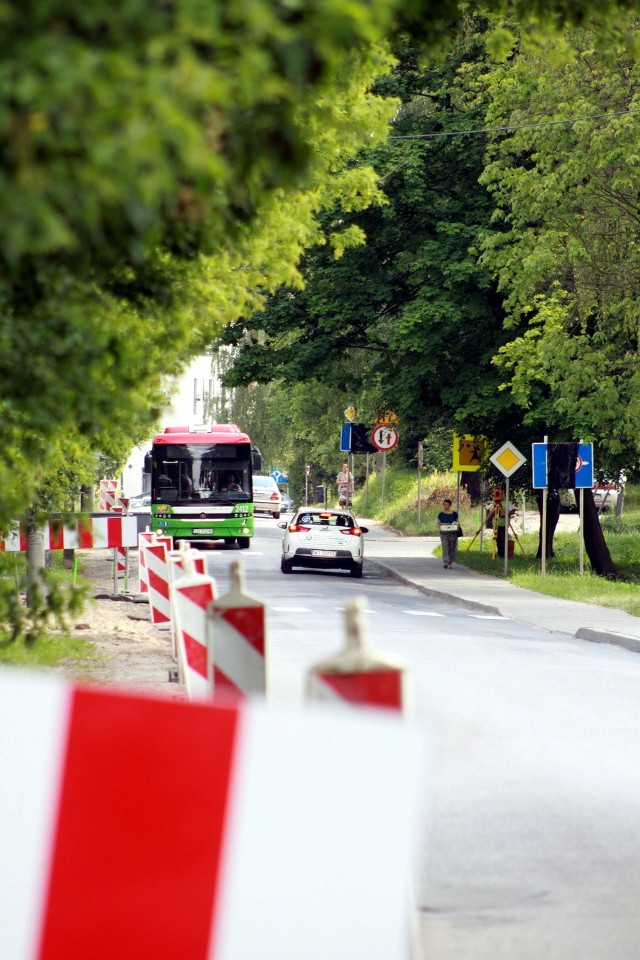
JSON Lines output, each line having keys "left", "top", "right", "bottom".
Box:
{"left": 205, "top": 517, "right": 640, "bottom": 960}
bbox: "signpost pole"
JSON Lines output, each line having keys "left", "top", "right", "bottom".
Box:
{"left": 417, "top": 441, "right": 424, "bottom": 527}
{"left": 480, "top": 475, "right": 485, "bottom": 552}
{"left": 579, "top": 488, "right": 584, "bottom": 577}
{"left": 504, "top": 477, "right": 510, "bottom": 577}
{"left": 381, "top": 452, "right": 386, "bottom": 507}
{"left": 365, "top": 454, "right": 370, "bottom": 511}
{"left": 541, "top": 436, "right": 548, "bottom": 580}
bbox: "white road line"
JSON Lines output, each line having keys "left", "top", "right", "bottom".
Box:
{"left": 403, "top": 610, "right": 445, "bottom": 617}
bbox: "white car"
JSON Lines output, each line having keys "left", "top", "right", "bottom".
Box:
{"left": 252, "top": 475, "right": 282, "bottom": 518}
{"left": 278, "top": 509, "right": 369, "bottom": 577}
{"left": 128, "top": 492, "right": 151, "bottom": 514}
{"left": 593, "top": 481, "right": 618, "bottom": 512}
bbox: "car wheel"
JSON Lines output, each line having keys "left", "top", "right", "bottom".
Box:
{"left": 273, "top": 511, "right": 281, "bottom": 520}
{"left": 238, "top": 537, "right": 250, "bottom": 549}
{"left": 281, "top": 557, "right": 293, "bottom": 574}
{"left": 350, "top": 562, "right": 363, "bottom": 578}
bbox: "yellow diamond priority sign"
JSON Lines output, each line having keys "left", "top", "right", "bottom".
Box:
{"left": 490, "top": 441, "right": 526, "bottom": 479}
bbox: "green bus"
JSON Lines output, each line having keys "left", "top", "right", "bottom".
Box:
{"left": 150, "top": 424, "right": 261, "bottom": 547}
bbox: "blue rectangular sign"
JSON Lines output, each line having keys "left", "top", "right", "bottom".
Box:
{"left": 531, "top": 443, "right": 547, "bottom": 489}
{"left": 340, "top": 423, "right": 352, "bottom": 453}
{"left": 531, "top": 442, "right": 594, "bottom": 489}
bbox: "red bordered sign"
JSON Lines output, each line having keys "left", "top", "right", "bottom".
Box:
{"left": 370, "top": 425, "right": 399, "bottom": 452}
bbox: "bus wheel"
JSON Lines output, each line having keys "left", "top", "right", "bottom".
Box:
{"left": 238, "top": 537, "right": 250, "bottom": 549}
{"left": 223, "top": 538, "right": 235, "bottom": 545}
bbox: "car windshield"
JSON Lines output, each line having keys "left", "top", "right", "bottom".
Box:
{"left": 296, "top": 513, "right": 354, "bottom": 528}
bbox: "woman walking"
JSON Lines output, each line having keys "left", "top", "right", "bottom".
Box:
{"left": 437, "top": 498, "right": 460, "bottom": 569}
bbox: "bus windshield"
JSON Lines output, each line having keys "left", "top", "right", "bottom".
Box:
{"left": 152, "top": 443, "right": 252, "bottom": 505}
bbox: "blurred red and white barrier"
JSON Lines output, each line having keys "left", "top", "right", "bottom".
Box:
{"left": 137, "top": 531, "right": 172, "bottom": 594}
{"left": 0, "top": 669, "right": 426, "bottom": 960}
{"left": 168, "top": 544, "right": 207, "bottom": 661}
{"left": 207, "top": 561, "right": 266, "bottom": 699}
{"left": 307, "top": 598, "right": 410, "bottom": 713}
{"left": 171, "top": 560, "right": 217, "bottom": 700}
{"left": 0, "top": 516, "right": 139, "bottom": 553}
{"left": 143, "top": 541, "right": 173, "bottom": 627}
{"left": 99, "top": 479, "right": 120, "bottom": 513}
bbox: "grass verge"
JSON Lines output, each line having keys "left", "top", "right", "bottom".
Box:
{"left": 354, "top": 467, "right": 640, "bottom": 619}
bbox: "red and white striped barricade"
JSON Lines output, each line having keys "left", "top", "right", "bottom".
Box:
{"left": 0, "top": 669, "right": 426, "bottom": 960}
{"left": 99, "top": 479, "right": 120, "bottom": 513}
{"left": 0, "top": 516, "right": 139, "bottom": 553}
{"left": 168, "top": 542, "right": 207, "bottom": 661}
{"left": 206, "top": 561, "right": 267, "bottom": 700}
{"left": 137, "top": 531, "right": 172, "bottom": 594}
{"left": 306, "top": 597, "right": 410, "bottom": 713}
{"left": 170, "top": 560, "right": 217, "bottom": 700}
{"left": 113, "top": 546, "right": 128, "bottom": 596}
{"left": 143, "top": 540, "right": 174, "bottom": 628}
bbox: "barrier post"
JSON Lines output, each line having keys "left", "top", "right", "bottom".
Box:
{"left": 206, "top": 560, "right": 267, "bottom": 700}
{"left": 170, "top": 554, "right": 217, "bottom": 700}
{"left": 168, "top": 540, "right": 207, "bottom": 664}
{"left": 306, "top": 597, "right": 410, "bottom": 712}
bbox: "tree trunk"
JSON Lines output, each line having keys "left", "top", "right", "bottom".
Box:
{"left": 25, "top": 509, "right": 46, "bottom": 609}
{"left": 80, "top": 485, "right": 94, "bottom": 512}
{"left": 582, "top": 488, "right": 617, "bottom": 577}
{"left": 535, "top": 490, "right": 561, "bottom": 559}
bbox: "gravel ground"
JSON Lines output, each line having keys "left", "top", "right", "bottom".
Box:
{"left": 69, "top": 549, "right": 183, "bottom": 698}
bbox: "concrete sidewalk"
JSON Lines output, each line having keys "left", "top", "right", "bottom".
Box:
{"left": 362, "top": 520, "right": 640, "bottom": 656}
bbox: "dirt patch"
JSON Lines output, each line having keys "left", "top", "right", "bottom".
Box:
{"left": 67, "top": 549, "right": 184, "bottom": 699}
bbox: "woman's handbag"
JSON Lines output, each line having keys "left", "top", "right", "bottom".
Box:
{"left": 456, "top": 526, "right": 464, "bottom": 538}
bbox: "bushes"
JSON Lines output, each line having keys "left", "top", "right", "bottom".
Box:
{"left": 351, "top": 468, "right": 476, "bottom": 535}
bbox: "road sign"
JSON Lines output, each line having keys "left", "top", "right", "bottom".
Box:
{"left": 340, "top": 423, "right": 352, "bottom": 453}
{"left": 453, "top": 434, "right": 486, "bottom": 472}
{"left": 344, "top": 406, "right": 356, "bottom": 422}
{"left": 490, "top": 441, "right": 526, "bottom": 478}
{"left": 531, "top": 442, "right": 594, "bottom": 489}
{"left": 270, "top": 469, "right": 288, "bottom": 484}
{"left": 370, "top": 425, "right": 399, "bottom": 452}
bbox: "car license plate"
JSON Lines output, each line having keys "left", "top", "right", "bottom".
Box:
{"left": 312, "top": 549, "right": 337, "bottom": 558}
{"left": 193, "top": 527, "right": 214, "bottom": 535}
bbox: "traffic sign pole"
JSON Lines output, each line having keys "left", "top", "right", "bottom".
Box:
{"left": 504, "top": 478, "right": 510, "bottom": 577}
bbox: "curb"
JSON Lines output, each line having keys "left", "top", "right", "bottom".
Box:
{"left": 366, "top": 559, "right": 503, "bottom": 617}
{"left": 575, "top": 627, "right": 640, "bottom": 656}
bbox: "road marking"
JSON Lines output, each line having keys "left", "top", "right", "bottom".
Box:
{"left": 403, "top": 610, "right": 445, "bottom": 617}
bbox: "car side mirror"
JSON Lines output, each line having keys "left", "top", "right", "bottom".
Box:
{"left": 277, "top": 522, "right": 287, "bottom": 529}
{"left": 360, "top": 526, "right": 369, "bottom": 534}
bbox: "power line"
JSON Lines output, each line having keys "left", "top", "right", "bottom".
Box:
{"left": 389, "top": 107, "right": 640, "bottom": 139}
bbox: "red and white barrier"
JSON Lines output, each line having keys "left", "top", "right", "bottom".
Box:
{"left": 0, "top": 669, "right": 426, "bottom": 960}
{"left": 99, "top": 479, "right": 121, "bottom": 513}
{"left": 307, "top": 598, "right": 410, "bottom": 712}
{"left": 137, "top": 531, "right": 172, "bottom": 594}
{"left": 207, "top": 561, "right": 266, "bottom": 699}
{"left": 168, "top": 543, "right": 207, "bottom": 660}
{"left": 171, "top": 560, "right": 217, "bottom": 700}
{"left": 113, "top": 546, "right": 128, "bottom": 596}
{"left": 0, "top": 516, "right": 139, "bottom": 553}
{"left": 143, "top": 541, "right": 173, "bottom": 627}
